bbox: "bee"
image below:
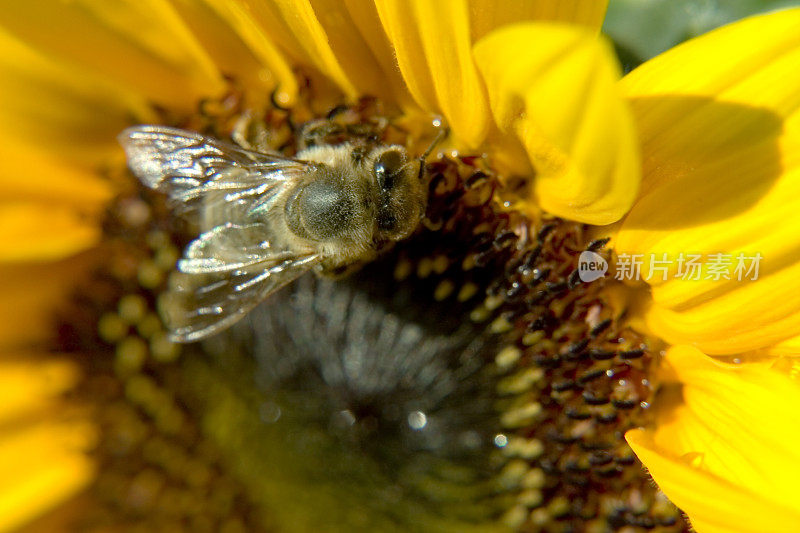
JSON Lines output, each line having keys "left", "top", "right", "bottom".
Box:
{"left": 120, "top": 122, "right": 443, "bottom": 342}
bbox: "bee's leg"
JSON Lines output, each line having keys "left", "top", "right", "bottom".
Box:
{"left": 231, "top": 111, "right": 254, "bottom": 149}
{"left": 297, "top": 118, "right": 345, "bottom": 151}
{"left": 317, "top": 258, "right": 371, "bottom": 280}
{"left": 417, "top": 117, "right": 449, "bottom": 180}
{"left": 232, "top": 110, "right": 270, "bottom": 152}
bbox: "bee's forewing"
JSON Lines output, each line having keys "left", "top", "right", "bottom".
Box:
{"left": 118, "top": 125, "right": 307, "bottom": 222}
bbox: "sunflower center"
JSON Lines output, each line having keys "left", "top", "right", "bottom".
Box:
{"left": 56, "top": 82, "right": 687, "bottom": 532}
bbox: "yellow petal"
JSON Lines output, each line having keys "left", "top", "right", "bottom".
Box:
{"left": 615, "top": 8, "right": 800, "bottom": 354}
{"left": 0, "top": 356, "right": 93, "bottom": 533}
{"left": 0, "top": 203, "right": 101, "bottom": 263}
{"left": 0, "top": 28, "right": 153, "bottom": 164}
{"left": 375, "top": 0, "right": 490, "bottom": 148}
{"left": 0, "top": 141, "right": 112, "bottom": 208}
{"left": 221, "top": 0, "right": 386, "bottom": 104}
{"left": 474, "top": 23, "right": 640, "bottom": 224}
{"left": 0, "top": 420, "right": 95, "bottom": 533}
{"left": 195, "top": 0, "right": 312, "bottom": 107}
{"left": 165, "top": 0, "right": 278, "bottom": 103}
{"left": 373, "top": 0, "right": 609, "bottom": 146}
{"left": 304, "top": 0, "right": 393, "bottom": 101}
{"left": 627, "top": 345, "right": 800, "bottom": 532}
{"left": 0, "top": 255, "right": 95, "bottom": 350}
{"left": 0, "top": 0, "right": 225, "bottom": 111}
{"left": 223, "top": 0, "right": 311, "bottom": 70}
{"left": 0, "top": 141, "right": 110, "bottom": 262}
{"left": 765, "top": 332, "right": 800, "bottom": 356}
{"left": 468, "top": 0, "right": 608, "bottom": 41}
{"left": 342, "top": 0, "right": 414, "bottom": 107}
{"left": 0, "top": 358, "right": 80, "bottom": 430}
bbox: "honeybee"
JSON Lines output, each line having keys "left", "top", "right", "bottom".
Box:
{"left": 120, "top": 123, "right": 440, "bottom": 342}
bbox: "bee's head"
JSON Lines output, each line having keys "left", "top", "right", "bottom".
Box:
{"left": 370, "top": 146, "right": 427, "bottom": 242}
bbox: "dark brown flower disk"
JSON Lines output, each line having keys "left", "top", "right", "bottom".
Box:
{"left": 50, "top": 86, "right": 690, "bottom": 532}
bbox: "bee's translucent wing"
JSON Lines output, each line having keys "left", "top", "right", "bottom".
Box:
{"left": 119, "top": 125, "right": 319, "bottom": 341}
{"left": 159, "top": 229, "right": 321, "bottom": 342}
{"left": 118, "top": 125, "right": 308, "bottom": 221}
{"left": 176, "top": 221, "right": 302, "bottom": 274}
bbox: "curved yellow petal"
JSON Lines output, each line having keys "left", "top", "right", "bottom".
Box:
{"left": 0, "top": 141, "right": 110, "bottom": 262}
{"left": 165, "top": 0, "right": 277, "bottom": 103}
{"left": 627, "top": 345, "right": 800, "bottom": 532}
{"left": 375, "top": 0, "right": 490, "bottom": 148}
{"left": 0, "top": 28, "right": 153, "bottom": 164}
{"left": 0, "top": 358, "right": 80, "bottom": 425}
{"left": 0, "top": 354, "right": 94, "bottom": 533}
{"left": 629, "top": 431, "right": 800, "bottom": 533}
{"left": 0, "top": 203, "right": 101, "bottom": 263}
{"left": 219, "top": 0, "right": 388, "bottom": 105}
{"left": 186, "top": 0, "right": 298, "bottom": 106}
{"left": 765, "top": 332, "right": 800, "bottom": 356}
{"left": 0, "top": 0, "right": 225, "bottom": 111}
{"left": 242, "top": 0, "right": 358, "bottom": 96}
{"left": 0, "top": 420, "right": 95, "bottom": 533}
{"left": 342, "top": 0, "right": 413, "bottom": 108}
{"left": 474, "top": 23, "right": 640, "bottom": 224}
{"left": 0, "top": 141, "right": 112, "bottom": 208}
{"left": 615, "top": 8, "right": 800, "bottom": 354}
{"left": 305, "top": 0, "right": 393, "bottom": 101}
{"left": 468, "top": 0, "right": 608, "bottom": 41}
{"left": 224, "top": 0, "right": 311, "bottom": 70}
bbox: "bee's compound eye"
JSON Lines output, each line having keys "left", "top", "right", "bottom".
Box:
{"left": 299, "top": 179, "right": 354, "bottom": 240}
{"left": 373, "top": 150, "right": 405, "bottom": 191}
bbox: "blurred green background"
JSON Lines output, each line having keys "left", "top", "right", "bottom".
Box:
{"left": 604, "top": 0, "right": 800, "bottom": 70}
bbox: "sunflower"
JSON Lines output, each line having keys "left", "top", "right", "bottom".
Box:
{"left": 1, "top": 1, "right": 799, "bottom": 532}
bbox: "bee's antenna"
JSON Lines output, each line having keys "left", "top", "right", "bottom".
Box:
{"left": 417, "top": 118, "right": 449, "bottom": 181}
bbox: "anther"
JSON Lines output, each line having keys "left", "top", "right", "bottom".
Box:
{"left": 582, "top": 391, "right": 610, "bottom": 405}
{"left": 619, "top": 348, "right": 645, "bottom": 360}
{"left": 537, "top": 223, "right": 556, "bottom": 243}
{"left": 589, "top": 349, "right": 616, "bottom": 361}
{"left": 586, "top": 238, "right": 610, "bottom": 251}
{"left": 589, "top": 318, "right": 612, "bottom": 337}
